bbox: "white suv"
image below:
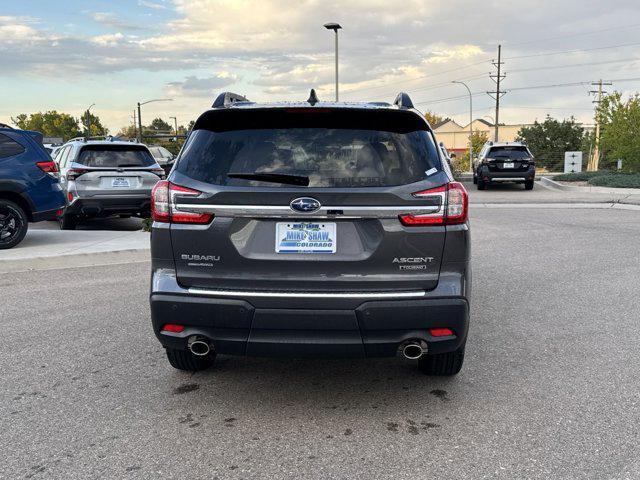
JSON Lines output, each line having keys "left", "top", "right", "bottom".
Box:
{"left": 54, "top": 137, "right": 165, "bottom": 229}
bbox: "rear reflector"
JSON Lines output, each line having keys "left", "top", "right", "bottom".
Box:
{"left": 151, "top": 180, "right": 213, "bottom": 225}
{"left": 161, "top": 324, "right": 185, "bottom": 333}
{"left": 429, "top": 328, "right": 454, "bottom": 337}
{"left": 399, "top": 182, "right": 468, "bottom": 226}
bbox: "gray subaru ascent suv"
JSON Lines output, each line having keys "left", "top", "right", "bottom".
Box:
{"left": 150, "top": 91, "right": 471, "bottom": 376}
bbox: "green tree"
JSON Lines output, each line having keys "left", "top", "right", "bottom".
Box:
{"left": 12, "top": 111, "right": 81, "bottom": 141}
{"left": 516, "top": 115, "right": 586, "bottom": 171}
{"left": 596, "top": 92, "right": 640, "bottom": 172}
{"left": 80, "top": 111, "right": 108, "bottom": 137}
{"left": 116, "top": 124, "right": 138, "bottom": 139}
{"left": 457, "top": 130, "right": 489, "bottom": 170}
{"left": 147, "top": 117, "right": 172, "bottom": 133}
{"left": 424, "top": 111, "right": 444, "bottom": 126}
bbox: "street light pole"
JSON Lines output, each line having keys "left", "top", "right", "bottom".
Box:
{"left": 136, "top": 98, "right": 173, "bottom": 143}
{"left": 169, "top": 116, "right": 178, "bottom": 142}
{"left": 324, "top": 23, "right": 342, "bottom": 102}
{"left": 452, "top": 81, "right": 473, "bottom": 173}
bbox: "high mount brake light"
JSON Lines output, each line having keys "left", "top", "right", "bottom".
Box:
{"left": 151, "top": 180, "right": 212, "bottom": 224}
{"left": 399, "top": 182, "right": 468, "bottom": 226}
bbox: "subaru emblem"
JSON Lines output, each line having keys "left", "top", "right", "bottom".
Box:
{"left": 290, "top": 197, "right": 321, "bottom": 213}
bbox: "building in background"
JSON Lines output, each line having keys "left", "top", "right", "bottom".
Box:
{"left": 432, "top": 118, "right": 533, "bottom": 156}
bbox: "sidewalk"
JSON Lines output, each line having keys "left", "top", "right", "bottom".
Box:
{"left": 0, "top": 229, "right": 150, "bottom": 273}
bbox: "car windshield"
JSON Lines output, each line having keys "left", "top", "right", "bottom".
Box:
{"left": 77, "top": 145, "right": 155, "bottom": 167}
{"left": 488, "top": 146, "right": 531, "bottom": 159}
{"left": 176, "top": 109, "right": 442, "bottom": 188}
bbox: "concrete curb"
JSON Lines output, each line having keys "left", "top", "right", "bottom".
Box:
{"left": 0, "top": 248, "right": 150, "bottom": 274}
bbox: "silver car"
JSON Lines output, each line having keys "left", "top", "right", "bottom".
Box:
{"left": 55, "top": 138, "right": 165, "bottom": 229}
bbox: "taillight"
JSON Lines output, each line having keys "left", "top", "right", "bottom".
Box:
{"left": 151, "top": 180, "right": 212, "bottom": 225}
{"left": 66, "top": 168, "right": 89, "bottom": 180}
{"left": 36, "top": 160, "right": 58, "bottom": 175}
{"left": 399, "top": 182, "right": 468, "bottom": 226}
{"left": 151, "top": 168, "right": 166, "bottom": 179}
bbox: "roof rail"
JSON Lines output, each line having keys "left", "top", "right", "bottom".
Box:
{"left": 0, "top": 123, "right": 14, "bottom": 129}
{"left": 212, "top": 92, "right": 250, "bottom": 108}
{"left": 307, "top": 89, "right": 319, "bottom": 106}
{"left": 393, "top": 92, "right": 414, "bottom": 109}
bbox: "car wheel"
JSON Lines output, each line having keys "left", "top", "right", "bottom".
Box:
{"left": 166, "top": 348, "right": 216, "bottom": 371}
{"left": 524, "top": 180, "right": 534, "bottom": 190}
{"left": 0, "top": 199, "right": 28, "bottom": 249}
{"left": 59, "top": 213, "right": 78, "bottom": 230}
{"left": 477, "top": 179, "right": 486, "bottom": 190}
{"left": 417, "top": 343, "right": 465, "bottom": 376}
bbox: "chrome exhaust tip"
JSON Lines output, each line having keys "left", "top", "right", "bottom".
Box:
{"left": 188, "top": 337, "right": 211, "bottom": 357}
{"left": 402, "top": 341, "right": 428, "bottom": 360}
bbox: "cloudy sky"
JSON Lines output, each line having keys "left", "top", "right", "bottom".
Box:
{"left": 1, "top": 0, "right": 640, "bottom": 132}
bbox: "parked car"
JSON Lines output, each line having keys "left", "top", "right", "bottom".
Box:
{"left": 0, "top": 126, "right": 65, "bottom": 249}
{"left": 149, "top": 91, "right": 471, "bottom": 376}
{"left": 473, "top": 141, "right": 535, "bottom": 190}
{"left": 55, "top": 137, "right": 165, "bottom": 229}
{"left": 148, "top": 145, "right": 175, "bottom": 176}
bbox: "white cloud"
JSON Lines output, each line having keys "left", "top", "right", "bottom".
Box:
{"left": 166, "top": 72, "right": 241, "bottom": 96}
{"left": 138, "top": 0, "right": 169, "bottom": 10}
{"left": 90, "top": 12, "right": 141, "bottom": 31}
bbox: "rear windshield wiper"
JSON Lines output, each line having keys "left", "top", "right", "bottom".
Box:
{"left": 227, "top": 172, "right": 310, "bottom": 186}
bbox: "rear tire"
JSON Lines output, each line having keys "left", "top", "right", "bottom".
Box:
{"left": 417, "top": 344, "right": 465, "bottom": 376}
{"left": 166, "top": 348, "right": 216, "bottom": 371}
{"left": 0, "top": 199, "right": 28, "bottom": 249}
{"left": 477, "top": 179, "right": 486, "bottom": 190}
{"left": 524, "top": 180, "right": 534, "bottom": 190}
{"left": 59, "top": 213, "right": 78, "bottom": 230}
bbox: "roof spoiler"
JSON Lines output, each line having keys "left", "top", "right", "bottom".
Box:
{"left": 212, "top": 92, "right": 250, "bottom": 108}
{"left": 393, "top": 92, "right": 414, "bottom": 109}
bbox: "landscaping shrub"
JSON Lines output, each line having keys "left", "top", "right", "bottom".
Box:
{"left": 588, "top": 173, "right": 640, "bottom": 188}
{"left": 553, "top": 171, "right": 607, "bottom": 182}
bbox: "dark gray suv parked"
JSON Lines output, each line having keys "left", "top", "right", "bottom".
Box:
{"left": 150, "top": 91, "right": 471, "bottom": 376}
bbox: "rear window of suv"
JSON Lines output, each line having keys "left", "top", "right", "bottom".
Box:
{"left": 487, "top": 146, "right": 531, "bottom": 160}
{"left": 77, "top": 145, "right": 155, "bottom": 167}
{"left": 176, "top": 108, "right": 442, "bottom": 188}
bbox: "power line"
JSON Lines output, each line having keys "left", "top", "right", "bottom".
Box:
{"left": 342, "top": 58, "right": 491, "bottom": 98}
{"left": 507, "top": 56, "right": 640, "bottom": 74}
{"left": 505, "top": 41, "right": 640, "bottom": 60}
{"left": 505, "top": 22, "right": 640, "bottom": 47}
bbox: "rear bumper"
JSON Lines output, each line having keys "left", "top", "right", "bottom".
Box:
{"left": 32, "top": 207, "right": 61, "bottom": 222}
{"left": 67, "top": 195, "right": 151, "bottom": 217}
{"left": 479, "top": 166, "right": 535, "bottom": 182}
{"left": 150, "top": 270, "right": 469, "bottom": 358}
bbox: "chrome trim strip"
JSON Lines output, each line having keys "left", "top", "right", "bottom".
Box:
{"left": 187, "top": 288, "right": 426, "bottom": 299}
{"left": 174, "top": 204, "right": 441, "bottom": 218}
{"left": 490, "top": 177, "right": 527, "bottom": 182}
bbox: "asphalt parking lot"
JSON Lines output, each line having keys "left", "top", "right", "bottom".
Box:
{"left": 2, "top": 205, "right": 639, "bottom": 479}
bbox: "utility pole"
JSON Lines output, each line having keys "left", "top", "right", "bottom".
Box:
{"left": 587, "top": 79, "right": 612, "bottom": 171}
{"left": 132, "top": 109, "right": 137, "bottom": 140}
{"left": 487, "top": 45, "right": 506, "bottom": 142}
